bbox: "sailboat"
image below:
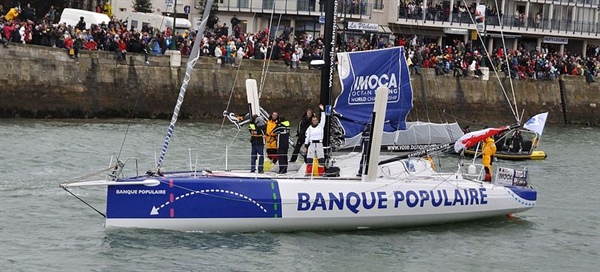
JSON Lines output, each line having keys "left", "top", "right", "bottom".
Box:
{"left": 464, "top": 112, "right": 548, "bottom": 161}
{"left": 60, "top": 0, "right": 537, "bottom": 232}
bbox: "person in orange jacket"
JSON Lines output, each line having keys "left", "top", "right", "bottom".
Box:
{"left": 481, "top": 136, "right": 497, "bottom": 181}
{"left": 265, "top": 112, "right": 280, "bottom": 164}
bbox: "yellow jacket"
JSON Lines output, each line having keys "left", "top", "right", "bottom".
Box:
{"left": 265, "top": 119, "right": 279, "bottom": 149}
{"left": 481, "top": 137, "right": 496, "bottom": 167}
{"left": 482, "top": 137, "right": 497, "bottom": 156}
{"left": 5, "top": 8, "right": 19, "bottom": 21}
{"left": 103, "top": 3, "right": 113, "bottom": 18}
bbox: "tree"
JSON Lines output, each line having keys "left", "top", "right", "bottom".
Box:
{"left": 132, "top": 0, "right": 153, "bottom": 13}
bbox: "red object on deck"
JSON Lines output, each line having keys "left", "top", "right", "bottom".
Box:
{"left": 306, "top": 164, "right": 325, "bottom": 176}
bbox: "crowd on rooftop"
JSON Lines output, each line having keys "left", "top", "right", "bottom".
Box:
{"left": 1, "top": 4, "right": 597, "bottom": 82}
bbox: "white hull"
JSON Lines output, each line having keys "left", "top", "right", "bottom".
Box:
{"left": 106, "top": 208, "right": 527, "bottom": 232}
{"left": 87, "top": 158, "right": 535, "bottom": 232}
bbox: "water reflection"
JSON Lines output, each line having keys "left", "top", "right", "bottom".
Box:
{"left": 102, "top": 229, "right": 280, "bottom": 252}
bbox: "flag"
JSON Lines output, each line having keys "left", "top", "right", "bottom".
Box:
{"left": 524, "top": 112, "right": 549, "bottom": 135}
{"left": 454, "top": 126, "right": 509, "bottom": 152}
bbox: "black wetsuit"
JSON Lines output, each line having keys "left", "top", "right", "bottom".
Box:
{"left": 290, "top": 115, "right": 312, "bottom": 162}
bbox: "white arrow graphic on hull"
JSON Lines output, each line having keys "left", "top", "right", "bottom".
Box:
{"left": 150, "top": 188, "right": 268, "bottom": 215}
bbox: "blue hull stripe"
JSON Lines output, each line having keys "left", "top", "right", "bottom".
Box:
{"left": 107, "top": 177, "right": 282, "bottom": 219}
{"left": 506, "top": 186, "right": 537, "bottom": 201}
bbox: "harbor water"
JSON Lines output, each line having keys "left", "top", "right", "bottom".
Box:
{"left": 0, "top": 119, "right": 598, "bottom": 271}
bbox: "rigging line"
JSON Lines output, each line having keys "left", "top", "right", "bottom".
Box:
{"left": 220, "top": 12, "right": 257, "bottom": 131}
{"left": 217, "top": 49, "right": 249, "bottom": 162}
{"left": 217, "top": 10, "right": 261, "bottom": 164}
{"left": 415, "top": 49, "right": 460, "bottom": 141}
{"left": 218, "top": 13, "right": 262, "bottom": 146}
{"left": 116, "top": 69, "right": 144, "bottom": 161}
{"left": 220, "top": 126, "right": 244, "bottom": 167}
{"left": 60, "top": 186, "right": 106, "bottom": 218}
{"left": 459, "top": 0, "right": 519, "bottom": 123}
{"left": 259, "top": 12, "right": 282, "bottom": 99}
{"left": 258, "top": 1, "right": 277, "bottom": 97}
{"left": 404, "top": 22, "right": 425, "bottom": 124}
{"left": 156, "top": 0, "right": 213, "bottom": 169}
{"left": 60, "top": 166, "right": 113, "bottom": 185}
{"left": 442, "top": 110, "right": 488, "bottom": 127}
{"left": 418, "top": 67, "right": 459, "bottom": 142}
{"left": 405, "top": 21, "right": 427, "bottom": 125}
{"left": 493, "top": 0, "right": 520, "bottom": 123}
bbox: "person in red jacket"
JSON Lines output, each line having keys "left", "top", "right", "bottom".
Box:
{"left": 116, "top": 36, "right": 127, "bottom": 60}
{"left": 2, "top": 20, "right": 14, "bottom": 42}
{"left": 64, "top": 34, "right": 75, "bottom": 58}
{"left": 84, "top": 38, "right": 97, "bottom": 50}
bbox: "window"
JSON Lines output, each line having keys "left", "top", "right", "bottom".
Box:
{"left": 238, "top": 0, "right": 249, "bottom": 8}
{"left": 131, "top": 20, "right": 138, "bottom": 30}
{"left": 294, "top": 20, "right": 320, "bottom": 43}
{"left": 263, "top": 0, "right": 275, "bottom": 9}
{"left": 374, "top": 0, "right": 384, "bottom": 10}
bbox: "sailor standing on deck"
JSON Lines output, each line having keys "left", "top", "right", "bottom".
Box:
{"left": 304, "top": 104, "right": 326, "bottom": 164}
{"left": 273, "top": 117, "right": 291, "bottom": 174}
{"left": 357, "top": 123, "right": 371, "bottom": 176}
{"left": 481, "top": 136, "right": 497, "bottom": 181}
{"left": 248, "top": 114, "right": 267, "bottom": 173}
{"left": 265, "top": 112, "right": 280, "bottom": 164}
{"left": 289, "top": 108, "right": 314, "bottom": 163}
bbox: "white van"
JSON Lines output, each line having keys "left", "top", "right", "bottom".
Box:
{"left": 59, "top": 8, "right": 111, "bottom": 28}
{"left": 124, "top": 12, "right": 192, "bottom": 34}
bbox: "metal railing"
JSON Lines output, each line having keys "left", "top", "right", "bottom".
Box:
{"left": 218, "top": 0, "right": 372, "bottom": 18}
{"left": 397, "top": 9, "right": 600, "bottom": 36}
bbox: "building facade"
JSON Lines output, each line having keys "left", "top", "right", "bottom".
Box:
{"left": 108, "top": 0, "right": 599, "bottom": 56}
{"left": 109, "top": 0, "right": 191, "bottom": 18}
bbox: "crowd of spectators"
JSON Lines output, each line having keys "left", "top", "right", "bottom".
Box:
{"left": 1, "top": 4, "right": 597, "bottom": 82}
{"left": 402, "top": 37, "right": 598, "bottom": 83}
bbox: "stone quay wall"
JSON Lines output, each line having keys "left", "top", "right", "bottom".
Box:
{"left": 1, "top": 43, "right": 598, "bottom": 126}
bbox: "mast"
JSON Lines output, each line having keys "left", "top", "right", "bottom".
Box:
{"left": 156, "top": 0, "right": 214, "bottom": 169}
{"left": 320, "top": 0, "right": 338, "bottom": 161}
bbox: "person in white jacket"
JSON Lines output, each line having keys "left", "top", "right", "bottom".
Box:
{"left": 214, "top": 44, "right": 223, "bottom": 65}
{"left": 304, "top": 104, "right": 326, "bottom": 163}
